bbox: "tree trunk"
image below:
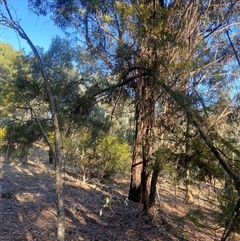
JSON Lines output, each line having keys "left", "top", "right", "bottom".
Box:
{"left": 129, "top": 77, "right": 156, "bottom": 209}
{"left": 128, "top": 0, "right": 165, "bottom": 208}
{"left": 49, "top": 149, "right": 54, "bottom": 164}
{"left": 149, "top": 166, "right": 160, "bottom": 207}
{"left": 128, "top": 87, "right": 144, "bottom": 202}
{"left": 0, "top": 3, "right": 66, "bottom": 238}
{"left": 54, "top": 134, "right": 65, "bottom": 241}
{"left": 5, "top": 123, "right": 15, "bottom": 162}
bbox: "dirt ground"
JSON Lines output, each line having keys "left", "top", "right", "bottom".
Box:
{"left": 0, "top": 149, "right": 239, "bottom": 241}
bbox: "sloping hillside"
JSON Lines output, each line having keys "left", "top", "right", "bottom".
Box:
{"left": 0, "top": 151, "right": 238, "bottom": 241}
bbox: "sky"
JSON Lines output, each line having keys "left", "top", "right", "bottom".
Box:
{"left": 0, "top": 0, "right": 64, "bottom": 53}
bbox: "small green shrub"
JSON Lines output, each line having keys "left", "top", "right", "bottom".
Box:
{"left": 96, "top": 134, "right": 132, "bottom": 176}
{"left": 186, "top": 208, "right": 205, "bottom": 227}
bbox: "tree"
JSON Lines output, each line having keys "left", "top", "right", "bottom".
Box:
{"left": 28, "top": 0, "right": 240, "bottom": 211}
{"left": 0, "top": 42, "right": 36, "bottom": 158}
{"left": 0, "top": 42, "right": 24, "bottom": 119}
{"left": 0, "top": 2, "right": 65, "bottom": 240}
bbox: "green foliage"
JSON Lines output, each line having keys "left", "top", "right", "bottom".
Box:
{"left": 217, "top": 183, "right": 239, "bottom": 229}
{"left": 57, "top": 99, "right": 132, "bottom": 178}
{"left": 0, "top": 43, "right": 41, "bottom": 156}
{"left": 115, "top": 1, "right": 135, "bottom": 18}
{"left": 99, "top": 196, "right": 111, "bottom": 216}
{"left": 185, "top": 208, "right": 206, "bottom": 228}
{"left": 0, "top": 127, "right": 7, "bottom": 150}
{"left": 0, "top": 42, "right": 22, "bottom": 77}
{"left": 13, "top": 55, "right": 41, "bottom": 100}
{"left": 96, "top": 134, "right": 131, "bottom": 176}
{"left": 62, "top": 128, "right": 131, "bottom": 178}
{"left": 0, "top": 43, "right": 25, "bottom": 114}
{"left": 3, "top": 120, "right": 47, "bottom": 152}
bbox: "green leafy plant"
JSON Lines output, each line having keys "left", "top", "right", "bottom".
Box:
{"left": 96, "top": 134, "right": 131, "bottom": 177}
{"left": 99, "top": 196, "right": 111, "bottom": 216}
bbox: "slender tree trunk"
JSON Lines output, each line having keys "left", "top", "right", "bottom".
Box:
{"left": 0, "top": 2, "right": 65, "bottom": 239}
{"left": 5, "top": 123, "right": 15, "bottom": 162}
{"left": 54, "top": 131, "right": 65, "bottom": 241}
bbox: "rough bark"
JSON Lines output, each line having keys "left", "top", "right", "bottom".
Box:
{"left": 129, "top": 76, "right": 156, "bottom": 209}
{"left": 128, "top": 79, "right": 146, "bottom": 203}
{"left": 149, "top": 166, "right": 160, "bottom": 207}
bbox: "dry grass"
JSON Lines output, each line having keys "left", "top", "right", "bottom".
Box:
{"left": 0, "top": 149, "right": 239, "bottom": 241}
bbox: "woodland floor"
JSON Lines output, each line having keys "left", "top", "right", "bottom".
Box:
{"left": 0, "top": 146, "right": 239, "bottom": 241}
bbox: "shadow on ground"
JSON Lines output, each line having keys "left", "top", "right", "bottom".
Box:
{"left": 0, "top": 150, "right": 184, "bottom": 241}
{"left": 0, "top": 151, "right": 233, "bottom": 241}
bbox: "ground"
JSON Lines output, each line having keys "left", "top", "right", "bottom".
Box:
{"left": 0, "top": 148, "right": 239, "bottom": 241}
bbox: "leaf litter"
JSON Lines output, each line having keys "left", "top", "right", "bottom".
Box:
{"left": 0, "top": 151, "right": 239, "bottom": 241}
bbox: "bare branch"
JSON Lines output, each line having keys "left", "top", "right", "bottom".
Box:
{"left": 204, "top": 0, "right": 239, "bottom": 39}
{"left": 226, "top": 29, "right": 240, "bottom": 69}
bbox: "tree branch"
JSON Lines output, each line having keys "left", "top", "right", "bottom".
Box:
{"left": 149, "top": 74, "right": 240, "bottom": 194}
{"left": 0, "top": 77, "right": 53, "bottom": 153}
{"left": 226, "top": 30, "right": 240, "bottom": 69}
{"left": 204, "top": 0, "right": 239, "bottom": 39}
